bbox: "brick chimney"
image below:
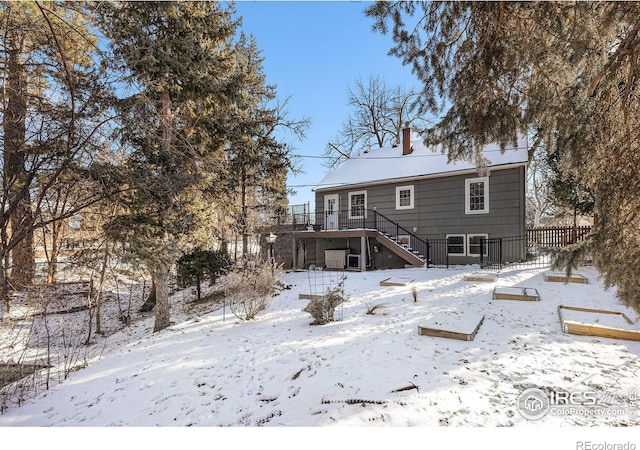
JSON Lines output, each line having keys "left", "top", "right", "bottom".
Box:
{"left": 402, "top": 127, "right": 413, "bottom": 155}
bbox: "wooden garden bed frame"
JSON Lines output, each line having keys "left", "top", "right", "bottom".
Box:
{"left": 558, "top": 305, "right": 640, "bottom": 341}
{"left": 298, "top": 293, "right": 325, "bottom": 301}
{"left": 544, "top": 272, "right": 588, "bottom": 284}
{"left": 492, "top": 286, "right": 540, "bottom": 301}
{"left": 464, "top": 272, "right": 498, "bottom": 282}
{"left": 418, "top": 313, "right": 485, "bottom": 341}
{"left": 380, "top": 277, "right": 414, "bottom": 287}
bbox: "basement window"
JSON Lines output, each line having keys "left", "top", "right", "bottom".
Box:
{"left": 446, "top": 234, "right": 466, "bottom": 256}
{"left": 468, "top": 234, "right": 489, "bottom": 257}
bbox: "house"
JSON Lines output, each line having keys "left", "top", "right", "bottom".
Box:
{"left": 292, "top": 128, "right": 529, "bottom": 271}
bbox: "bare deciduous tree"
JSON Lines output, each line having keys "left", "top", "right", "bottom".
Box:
{"left": 324, "top": 75, "right": 430, "bottom": 168}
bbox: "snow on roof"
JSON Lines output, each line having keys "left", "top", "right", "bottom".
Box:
{"left": 315, "top": 134, "right": 529, "bottom": 192}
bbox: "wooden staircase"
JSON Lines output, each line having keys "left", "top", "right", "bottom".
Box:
{"left": 376, "top": 231, "right": 426, "bottom": 267}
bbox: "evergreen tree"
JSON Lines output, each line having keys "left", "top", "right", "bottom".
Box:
{"left": 177, "top": 248, "right": 231, "bottom": 302}
{"left": 366, "top": 1, "right": 640, "bottom": 311}
{"left": 223, "top": 33, "right": 308, "bottom": 261}
{"left": 545, "top": 145, "right": 594, "bottom": 228}
{"left": 99, "top": 1, "right": 240, "bottom": 331}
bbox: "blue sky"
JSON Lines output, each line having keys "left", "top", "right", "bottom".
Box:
{"left": 233, "top": 1, "right": 421, "bottom": 211}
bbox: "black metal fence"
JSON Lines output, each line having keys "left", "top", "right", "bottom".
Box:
{"left": 281, "top": 203, "right": 313, "bottom": 228}
{"left": 297, "top": 207, "right": 588, "bottom": 271}
{"left": 479, "top": 235, "right": 554, "bottom": 270}
{"left": 422, "top": 236, "right": 556, "bottom": 270}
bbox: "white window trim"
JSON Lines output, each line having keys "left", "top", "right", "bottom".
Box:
{"left": 465, "top": 177, "right": 489, "bottom": 215}
{"left": 395, "top": 185, "right": 414, "bottom": 210}
{"left": 446, "top": 234, "right": 467, "bottom": 256}
{"left": 348, "top": 190, "right": 367, "bottom": 219}
{"left": 467, "top": 233, "right": 489, "bottom": 257}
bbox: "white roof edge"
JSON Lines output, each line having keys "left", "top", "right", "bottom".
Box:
{"left": 313, "top": 161, "right": 529, "bottom": 193}
{"left": 313, "top": 133, "right": 529, "bottom": 193}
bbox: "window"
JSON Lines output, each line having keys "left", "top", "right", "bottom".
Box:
{"left": 446, "top": 234, "right": 466, "bottom": 255}
{"left": 465, "top": 177, "right": 489, "bottom": 214}
{"left": 396, "top": 185, "right": 414, "bottom": 210}
{"left": 397, "top": 235, "right": 411, "bottom": 246}
{"left": 349, "top": 190, "right": 367, "bottom": 218}
{"left": 467, "top": 234, "right": 489, "bottom": 256}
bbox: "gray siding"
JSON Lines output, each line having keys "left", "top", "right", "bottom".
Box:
{"left": 315, "top": 166, "right": 526, "bottom": 241}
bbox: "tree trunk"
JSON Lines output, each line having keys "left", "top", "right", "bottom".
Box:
{"left": 139, "top": 281, "right": 156, "bottom": 312}
{"left": 10, "top": 203, "right": 35, "bottom": 290}
{"left": 0, "top": 257, "right": 9, "bottom": 319}
{"left": 240, "top": 166, "right": 248, "bottom": 263}
{"left": 153, "top": 261, "right": 171, "bottom": 332}
{"left": 94, "top": 242, "right": 110, "bottom": 335}
{"left": 45, "top": 231, "right": 58, "bottom": 284}
{"left": 152, "top": 85, "right": 174, "bottom": 333}
{"left": 4, "top": 31, "right": 35, "bottom": 291}
{"left": 45, "top": 219, "right": 65, "bottom": 284}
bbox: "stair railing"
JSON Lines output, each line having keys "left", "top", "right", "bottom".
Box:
{"left": 370, "top": 209, "right": 430, "bottom": 266}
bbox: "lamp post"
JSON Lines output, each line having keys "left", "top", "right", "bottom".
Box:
{"left": 266, "top": 233, "right": 277, "bottom": 270}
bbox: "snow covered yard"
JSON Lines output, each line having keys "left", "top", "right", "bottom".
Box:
{"left": 0, "top": 264, "right": 639, "bottom": 433}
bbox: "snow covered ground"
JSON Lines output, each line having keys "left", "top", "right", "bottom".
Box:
{"left": 1, "top": 264, "right": 639, "bottom": 447}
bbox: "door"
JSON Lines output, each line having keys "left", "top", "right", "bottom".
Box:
{"left": 324, "top": 194, "right": 339, "bottom": 230}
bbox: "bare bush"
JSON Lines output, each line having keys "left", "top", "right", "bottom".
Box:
{"left": 224, "top": 260, "right": 282, "bottom": 321}
{"left": 365, "top": 301, "right": 386, "bottom": 315}
{"left": 303, "top": 282, "right": 347, "bottom": 325}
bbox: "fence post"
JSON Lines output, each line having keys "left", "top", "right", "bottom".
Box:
{"left": 445, "top": 238, "right": 449, "bottom": 269}
{"left": 480, "top": 238, "right": 485, "bottom": 268}
{"left": 426, "top": 240, "right": 431, "bottom": 269}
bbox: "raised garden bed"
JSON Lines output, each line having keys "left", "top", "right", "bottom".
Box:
{"left": 492, "top": 286, "right": 540, "bottom": 301}
{"left": 558, "top": 305, "right": 640, "bottom": 341}
{"left": 380, "top": 277, "right": 414, "bottom": 287}
{"left": 464, "top": 272, "right": 498, "bottom": 282}
{"left": 544, "top": 271, "right": 588, "bottom": 284}
{"left": 298, "top": 293, "right": 325, "bottom": 301}
{"left": 418, "top": 312, "right": 485, "bottom": 341}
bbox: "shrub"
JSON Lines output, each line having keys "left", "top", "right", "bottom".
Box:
{"left": 224, "top": 259, "right": 281, "bottom": 320}
{"left": 177, "top": 248, "right": 232, "bottom": 301}
{"left": 303, "top": 283, "right": 347, "bottom": 325}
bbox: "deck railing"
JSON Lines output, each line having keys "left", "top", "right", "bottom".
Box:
{"left": 307, "top": 208, "right": 430, "bottom": 264}
{"left": 298, "top": 209, "right": 593, "bottom": 270}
